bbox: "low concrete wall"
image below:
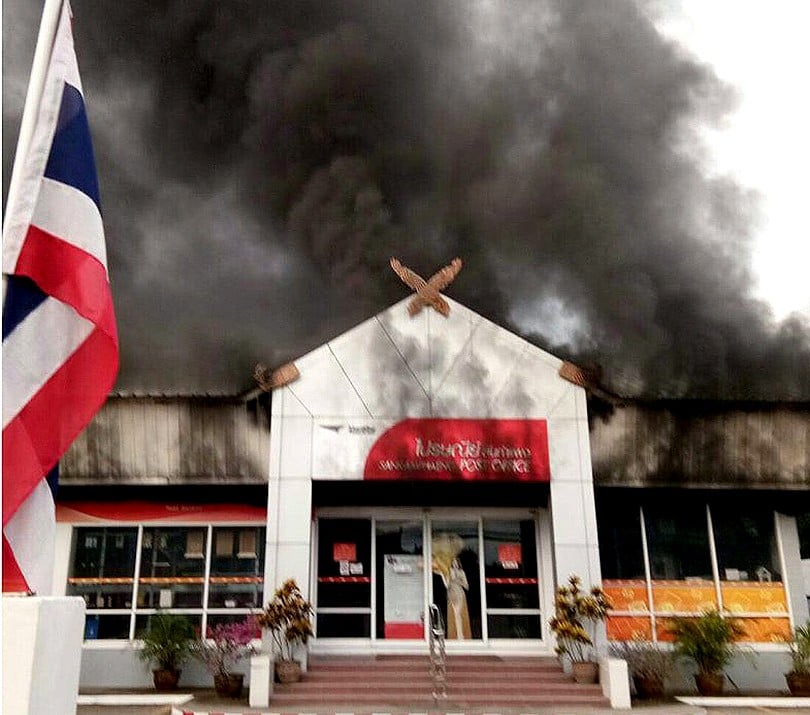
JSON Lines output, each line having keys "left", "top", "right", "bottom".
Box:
{"left": 79, "top": 646, "right": 253, "bottom": 689}
{"left": 666, "top": 651, "right": 793, "bottom": 694}
{"left": 3, "top": 597, "right": 85, "bottom": 715}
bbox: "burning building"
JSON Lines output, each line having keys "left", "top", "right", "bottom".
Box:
{"left": 52, "top": 297, "right": 809, "bottom": 692}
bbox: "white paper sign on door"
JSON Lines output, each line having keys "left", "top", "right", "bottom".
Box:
{"left": 383, "top": 554, "right": 424, "bottom": 639}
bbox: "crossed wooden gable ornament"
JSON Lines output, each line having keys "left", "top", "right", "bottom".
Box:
{"left": 255, "top": 257, "right": 463, "bottom": 391}
{"left": 390, "top": 257, "right": 462, "bottom": 317}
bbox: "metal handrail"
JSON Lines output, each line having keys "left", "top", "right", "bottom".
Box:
{"left": 428, "top": 603, "right": 448, "bottom": 700}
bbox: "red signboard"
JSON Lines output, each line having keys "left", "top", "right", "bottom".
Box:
{"left": 333, "top": 543, "right": 357, "bottom": 562}
{"left": 363, "top": 419, "right": 550, "bottom": 481}
{"left": 56, "top": 501, "right": 266, "bottom": 524}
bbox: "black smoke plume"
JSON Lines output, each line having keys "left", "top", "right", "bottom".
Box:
{"left": 4, "top": 0, "right": 809, "bottom": 397}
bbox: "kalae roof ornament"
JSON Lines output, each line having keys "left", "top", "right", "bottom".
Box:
{"left": 390, "top": 257, "right": 463, "bottom": 317}
{"left": 254, "top": 362, "right": 300, "bottom": 390}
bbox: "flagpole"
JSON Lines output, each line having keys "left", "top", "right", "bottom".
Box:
{"left": 3, "top": 0, "right": 64, "bottom": 232}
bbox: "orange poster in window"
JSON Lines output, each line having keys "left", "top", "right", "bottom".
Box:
{"left": 603, "top": 580, "right": 649, "bottom": 612}
{"left": 736, "top": 617, "right": 791, "bottom": 643}
{"left": 721, "top": 582, "right": 788, "bottom": 614}
{"left": 607, "top": 616, "right": 653, "bottom": 641}
{"left": 651, "top": 581, "right": 717, "bottom": 613}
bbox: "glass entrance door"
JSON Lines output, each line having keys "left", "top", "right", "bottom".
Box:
{"left": 376, "top": 521, "right": 424, "bottom": 639}
{"left": 431, "top": 521, "right": 482, "bottom": 640}
{"left": 314, "top": 511, "right": 547, "bottom": 648}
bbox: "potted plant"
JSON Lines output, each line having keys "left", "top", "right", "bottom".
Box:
{"left": 668, "top": 610, "right": 744, "bottom": 696}
{"left": 137, "top": 612, "right": 196, "bottom": 690}
{"left": 190, "top": 615, "right": 258, "bottom": 698}
{"left": 610, "top": 638, "right": 675, "bottom": 699}
{"left": 786, "top": 621, "right": 810, "bottom": 695}
{"left": 548, "top": 574, "right": 612, "bottom": 684}
{"left": 257, "top": 579, "right": 314, "bottom": 684}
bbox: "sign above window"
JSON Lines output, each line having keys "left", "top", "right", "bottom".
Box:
{"left": 57, "top": 501, "right": 266, "bottom": 524}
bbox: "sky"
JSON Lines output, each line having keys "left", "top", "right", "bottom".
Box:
{"left": 656, "top": 0, "right": 810, "bottom": 320}
{"left": 3, "top": 0, "right": 809, "bottom": 399}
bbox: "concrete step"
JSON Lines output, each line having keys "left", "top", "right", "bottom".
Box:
{"left": 267, "top": 656, "right": 609, "bottom": 709}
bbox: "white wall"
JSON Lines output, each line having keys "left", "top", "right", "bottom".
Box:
{"left": 668, "top": 651, "right": 793, "bottom": 694}
{"left": 78, "top": 646, "right": 253, "bottom": 689}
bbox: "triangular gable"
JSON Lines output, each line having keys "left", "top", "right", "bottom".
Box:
{"left": 277, "top": 296, "right": 578, "bottom": 421}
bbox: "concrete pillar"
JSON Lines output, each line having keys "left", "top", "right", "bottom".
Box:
{"left": 777, "top": 512, "right": 809, "bottom": 626}
{"left": 2, "top": 596, "right": 85, "bottom": 715}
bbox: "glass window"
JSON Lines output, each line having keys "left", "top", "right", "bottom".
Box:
{"left": 797, "top": 513, "right": 810, "bottom": 560}
{"left": 487, "top": 614, "right": 542, "bottom": 639}
{"left": 483, "top": 519, "right": 539, "bottom": 609}
{"left": 315, "top": 519, "right": 371, "bottom": 638}
{"left": 712, "top": 507, "right": 781, "bottom": 582}
{"left": 67, "top": 527, "right": 138, "bottom": 610}
{"left": 597, "top": 503, "right": 645, "bottom": 580}
{"left": 138, "top": 527, "right": 206, "bottom": 608}
{"left": 602, "top": 499, "right": 793, "bottom": 645}
{"left": 645, "top": 504, "right": 712, "bottom": 581}
{"left": 67, "top": 523, "right": 265, "bottom": 641}
{"left": 84, "top": 614, "right": 131, "bottom": 640}
{"left": 135, "top": 613, "right": 202, "bottom": 639}
{"left": 208, "top": 527, "right": 265, "bottom": 608}
{"left": 316, "top": 613, "right": 371, "bottom": 638}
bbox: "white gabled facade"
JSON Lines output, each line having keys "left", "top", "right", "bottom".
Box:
{"left": 265, "top": 296, "right": 600, "bottom": 653}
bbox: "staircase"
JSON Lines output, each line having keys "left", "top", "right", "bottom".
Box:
{"left": 269, "top": 655, "right": 610, "bottom": 710}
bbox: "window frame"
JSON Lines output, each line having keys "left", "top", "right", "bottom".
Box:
{"left": 67, "top": 522, "right": 266, "bottom": 642}
{"left": 602, "top": 502, "right": 792, "bottom": 645}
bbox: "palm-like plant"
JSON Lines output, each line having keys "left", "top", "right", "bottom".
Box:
{"left": 137, "top": 612, "right": 196, "bottom": 689}
{"left": 257, "top": 579, "right": 314, "bottom": 662}
{"left": 788, "top": 622, "right": 810, "bottom": 675}
{"left": 668, "top": 610, "right": 744, "bottom": 676}
{"left": 548, "top": 574, "right": 612, "bottom": 663}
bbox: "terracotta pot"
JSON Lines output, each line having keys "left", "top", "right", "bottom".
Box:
{"left": 213, "top": 673, "right": 244, "bottom": 698}
{"left": 571, "top": 660, "right": 599, "bottom": 684}
{"left": 694, "top": 672, "right": 725, "bottom": 696}
{"left": 275, "top": 659, "right": 302, "bottom": 683}
{"left": 786, "top": 672, "right": 810, "bottom": 696}
{"left": 633, "top": 674, "right": 665, "bottom": 699}
{"left": 152, "top": 668, "right": 180, "bottom": 691}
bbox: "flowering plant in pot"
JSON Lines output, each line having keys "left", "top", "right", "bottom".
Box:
{"left": 137, "top": 612, "right": 196, "bottom": 690}
{"left": 257, "top": 579, "right": 313, "bottom": 683}
{"left": 786, "top": 622, "right": 810, "bottom": 696}
{"left": 610, "top": 638, "right": 675, "bottom": 699}
{"left": 668, "top": 610, "right": 744, "bottom": 696}
{"left": 190, "top": 616, "right": 258, "bottom": 698}
{"left": 548, "top": 574, "right": 612, "bottom": 684}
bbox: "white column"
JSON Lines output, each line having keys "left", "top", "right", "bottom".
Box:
{"left": 548, "top": 388, "right": 602, "bottom": 590}
{"left": 776, "top": 512, "right": 808, "bottom": 626}
{"left": 264, "top": 393, "right": 315, "bottom": 669}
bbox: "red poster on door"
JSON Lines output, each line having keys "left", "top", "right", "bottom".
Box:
{"left": 363, "top": 419, "right": 550, "bottom": 481}
{"left": 498, "top": 543, "right": 522, "bottom": 565}
{"left": 333, "top": 543, "right": 356, "bottom": 562}
{"left": 384, "top": 622, "right": 424, "bottom": 639}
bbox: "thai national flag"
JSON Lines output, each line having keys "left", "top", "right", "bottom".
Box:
{"left": 2, "top": 0, "right": 118, "bottom": 594}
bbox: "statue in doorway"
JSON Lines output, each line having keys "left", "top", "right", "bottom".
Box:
{"left": 432, "top": 532, "right": 471, "bottom": 639}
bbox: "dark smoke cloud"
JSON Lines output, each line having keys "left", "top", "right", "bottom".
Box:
{"left": 3, "top": 0, "right": 808, "bottom": 398}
